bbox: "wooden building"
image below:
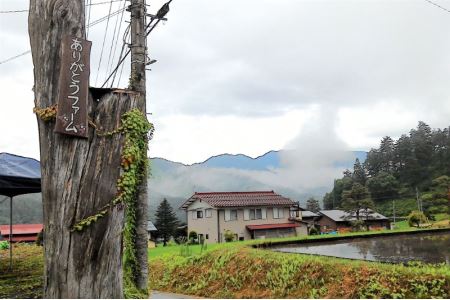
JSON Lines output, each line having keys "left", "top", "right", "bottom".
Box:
{"left": 318, "top": 210, "right": 390, "bottom": 233}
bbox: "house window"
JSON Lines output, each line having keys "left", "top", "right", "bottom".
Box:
{"left": 273, "top": 207, "right": 284, "bottom": 219}
{"left": 206, "top": 234, "right": 209, "bottom": 240}
{"left": 205, "top": 209, "right": 212, "bottom": 218}
{"left": 249, "top": 208, "right": 262, "bottom": 220}
{"left": 196, "top": 210, "right": 203, "bottom": 219}
{"left": 230, "top": 209, "right": 238, "bottom": 220}
{"left": 225, "top": 209, "right": 238, "bottom": 221}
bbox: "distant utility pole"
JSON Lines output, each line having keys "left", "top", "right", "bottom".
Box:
{"left": 392, "top": 199, "right": 396, "bottom": 228}
{"left": 130, "top": 0, "right": 149, "bottom": 291}
{"left": 416, "top": 187, "right": 421, "bottom": 212}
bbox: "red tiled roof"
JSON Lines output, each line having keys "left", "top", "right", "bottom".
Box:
{"left": 180, "top": 191, "right": 295, "bottom": 209}
{"left": 0, "top": 224, "right": 43, "bottom": 236}
{"left": 246, "top": 223, "right": 299, "bottom": 230}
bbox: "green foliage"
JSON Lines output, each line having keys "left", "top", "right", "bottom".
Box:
{"left": 309, "top": 226, "right": 319, "bottom": 235}
{"left": 408, "top": 211, "right": 428, "bottom": 227}
{"left": 223, "top": 230, "right": 235, "bottom": 242}
{"left": 149, "top": 237, "right": 450, "bottom": 299}
{"left": 70, "top": 108, "right": 153, "bottom": 297}
{"left": 350, "top": 219, "right": 366, "bottom": 232}
{"left": 326, "top": 122, "right": 450, "bottom": 218}
{"left": 188, "top": 231, "right": 197, "bottom": 244}
{"left": 35, "top": 230, "right": 43, "bottom": 246}
{"left": 367, "top": 171, "right": 399, "bottom": 201}
{"left": 0, "top": 241, "right": 9, "bottom": 250}
{"left": 352, "top": 158, "right": 367, "bottom": 185}
{"left": 155, "top": 198, "right": 178, "bottom": 245}
{"left": 341, "top": 183, "right": 375, "bottom": 220}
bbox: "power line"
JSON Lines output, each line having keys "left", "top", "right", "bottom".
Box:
{"left": 423, "top": 0, "right": 450, "bottom": 13}
{"left": 0, "top": 7, "right": 127, "bottom": 66}
{"left": 105, "top": 0, "right": 126, "bottom": 80}
{"left": 95, "top": 0, "right": 115, "bottom": 85}
{"left": 86, "top": 0, "right": 92, "bottom": 38}
{"left": 101, "top": 0, "right": 173, "bottom": 87}
{"left": 0, "top": 50, "right": 30, "bottom": 65}
{"left": 0, "top": 9, "right": 28, "bottom": 14}
{"left": 0, "top": 0, "right": 124, "bottom": 14}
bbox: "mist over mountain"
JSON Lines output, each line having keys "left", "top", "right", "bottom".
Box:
{"left": 0, "top": 150, "right": 366, "bottom": 225}
{"left": 148, "top": 150, "right": 367, "bottom": 222}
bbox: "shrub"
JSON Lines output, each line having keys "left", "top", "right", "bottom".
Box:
{"left": 350, "top": 220, "right": 366, "bottom": 232}
{"left": 188, "top": 231, "right": 198, "bottom": 244}
{"left": 408, "top": 211, "right": 427, "bottom": 227}
{"left": 309, "top": 226, "right": 319, "bottom": 235}
{"left": 0, "top": 241, "right": 8, "bottom": 250}
{"left": 223, "top": 230, "right": 235, "bottom": 242}
{"left": 36, "top": 230, "right": 44, "bottom": 246}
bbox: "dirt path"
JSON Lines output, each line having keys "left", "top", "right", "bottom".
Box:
{"left": 150, "top": 290, "right": 200, "bottom": 299}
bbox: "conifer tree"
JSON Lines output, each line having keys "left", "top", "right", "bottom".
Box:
{"left": 155, "top": 198, "right": 178, "bottom": 246}
{"left": 306, "top": 197, "right": 321, "bottom": 212}
{"left": 341, "top": 183, "right": 374, "bottom": 220}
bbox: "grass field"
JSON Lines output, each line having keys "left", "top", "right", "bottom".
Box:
{"left": 150, "top": 245, "right": 450, "bottom": 298}
{"left": 1, "top": 225, "right": 449, "bottom": 298}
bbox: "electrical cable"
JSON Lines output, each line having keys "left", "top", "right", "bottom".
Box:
{"left": 0, "top": 50, "right": 30, "bottom": 65}
{"left": 86, "top": 0, "right": 92, "bottom": 38}
{"left": 105, "top": 0, "right": 126, "bottom": 80}
{"left": 423, "top": 0, "right": 450, "bottom": 13}
{"left": 110, "top": 24, "right": 130, "bottom": 87}
{"left": 94, "top": 0, "right": 115, "bottom": 85}
{"left": 0, "top": 6, "right": 127, "bottom": 66}
{"left": 0, "top": 0, "right": 123, "bottom": 14}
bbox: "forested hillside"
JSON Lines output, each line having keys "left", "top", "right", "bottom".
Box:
{"left": 323, "top": 121, "right": 450, "bottom": 218}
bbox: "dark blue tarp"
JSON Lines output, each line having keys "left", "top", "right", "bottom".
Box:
{"left": 0, "top": 153, "right": 41, "bottom": 197}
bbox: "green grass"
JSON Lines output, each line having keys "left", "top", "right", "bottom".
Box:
{"left": 2, "top": 227, "right": 449, "bottom": 298}
{"left": 149, "top": 226, "right": 450, "bottom": 260}
{"left": 435, "top": 213, "right": 450, "bottom": 222}
{"left": 0, "top": 243, "right": 43, "bottom": 299}
{"left": 149, "top": 242, "right": 450, "bottom": 298}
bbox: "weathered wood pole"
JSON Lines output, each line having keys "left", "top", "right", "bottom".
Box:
{"left": 28, "top": 1, "right": 144, "bottom": 297}
{"left": 130, "top": 0, "right": 149, "bottom": 291}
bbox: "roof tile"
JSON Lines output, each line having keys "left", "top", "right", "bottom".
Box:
{"left": 181, "top": 191, "right": 295, "bottom": 209}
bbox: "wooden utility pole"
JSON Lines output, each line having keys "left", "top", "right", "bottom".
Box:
{"left": 28, "top": 0, "right": 149, "bottom": 297}
{"left": 130, "top": 0, "right": 149, "bottom": 291}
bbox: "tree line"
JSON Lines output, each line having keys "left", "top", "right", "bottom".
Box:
{"left": 323, "top": 121, "right": 450, "bottom": 218}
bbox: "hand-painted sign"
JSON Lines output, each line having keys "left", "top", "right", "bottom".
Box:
{"left": 55, "top": 35, "right": 91, "bottom": 138}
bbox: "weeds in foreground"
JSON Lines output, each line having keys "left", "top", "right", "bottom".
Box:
{"left": 149, "top": 246, "right": 450, "bottom": 299}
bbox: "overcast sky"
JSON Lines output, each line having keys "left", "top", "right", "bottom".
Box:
{"left": 1, "top": 0, "right": 450, "bottom": 164}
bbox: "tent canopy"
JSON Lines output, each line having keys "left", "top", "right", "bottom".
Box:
{"left": 0, "top": 153, "right": 41, "bottom": 197}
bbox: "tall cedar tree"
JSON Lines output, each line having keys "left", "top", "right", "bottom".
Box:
{"left": 352, "top": 158, "right": 367, "bottom": 185}
{"left": 155, "top": 198, "right": 178, "bottom": 245}
{"left": 306, "top": 197, "right": 321, "bottom": 212}
{"left": 341, "top": 183, "right": 375, "bottom": 220}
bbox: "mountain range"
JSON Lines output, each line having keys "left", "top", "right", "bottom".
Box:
{"left": 0, "top": 150, "right": 367, "bottom": 225}
{"left": 148, "top": 150, "right": 367, "bottom": 222}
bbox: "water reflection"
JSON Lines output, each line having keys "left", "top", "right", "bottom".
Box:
{"left": 272, "top": 232, "right": 450, "bottom": 264}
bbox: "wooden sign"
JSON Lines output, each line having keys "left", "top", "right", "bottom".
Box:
{"left": 55, "top": 35, "right": 91, "bottom": 138}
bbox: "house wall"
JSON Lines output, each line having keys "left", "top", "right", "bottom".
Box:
{"left": 186, "top": 200, "right": 219, "bottom": 244}
{"left": 218, "top": 207, "right": 293, "bottom": 241}
{"left": 318, "top": 215, "right": 339, "bottom": 232}
{"left": 318, "top": 215, "right": 390, "bottom": 233}
{"left": 295, "top": 224, "right": 308, "bottom": 236}
{"left": 366, "top": 220, "right": 390, "bottom": 230}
